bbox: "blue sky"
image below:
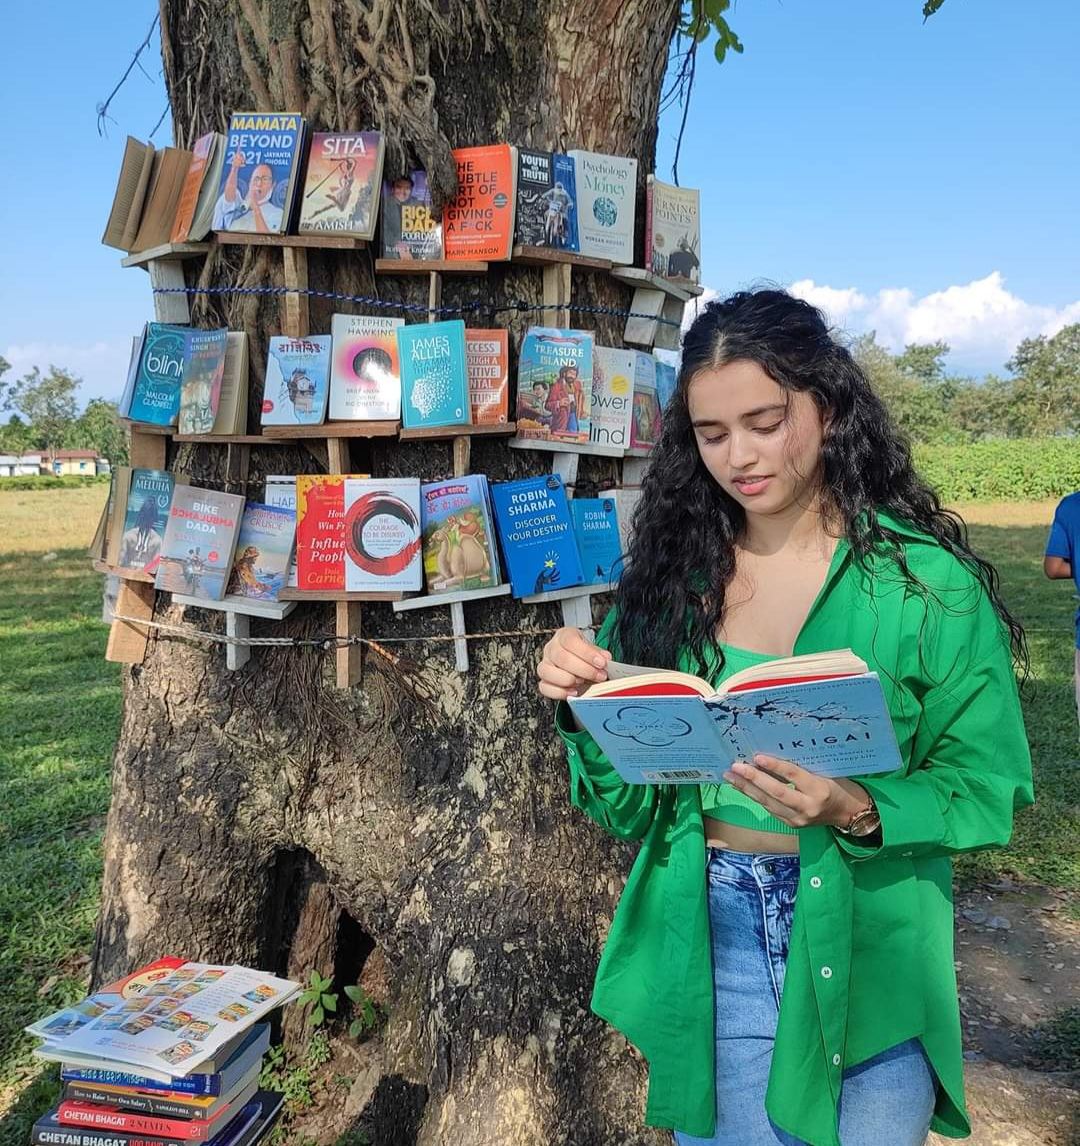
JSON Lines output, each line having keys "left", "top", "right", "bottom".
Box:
{"left": 2, "top": 1, "right": 1078, "bottom": 406}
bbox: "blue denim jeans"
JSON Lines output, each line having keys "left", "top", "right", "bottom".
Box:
{"left": 674, "top": 848, "right": 936, "bottom": 1146}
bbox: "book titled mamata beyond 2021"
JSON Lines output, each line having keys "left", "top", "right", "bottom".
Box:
{"left": 567, "top": 650, "right": 902, "bottom": 785}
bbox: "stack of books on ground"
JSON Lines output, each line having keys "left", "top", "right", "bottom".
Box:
{"left": 27, "top": 958, "right": 299, "bottom": 1146}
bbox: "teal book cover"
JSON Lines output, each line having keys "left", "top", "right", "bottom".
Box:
{"left": 117, "top": 469, "right": 174, "bottom": 574}
{"left": 397, "top": 320, "right": 470, "bottom": 430}
{"left": 570, "top": 498, "right": 621, "bottom": 587}
{"left": 129, "top": 323, "right": 188, "bottom": 426}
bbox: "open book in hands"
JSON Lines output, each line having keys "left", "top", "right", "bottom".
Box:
{"left": 567, "top": 649, "right": 903, "bottom": 785}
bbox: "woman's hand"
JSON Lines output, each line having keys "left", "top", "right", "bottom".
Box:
{"left": 722, "top": 754, "right": 870, "bottom": 830}
{"left": 537, "top": 627, "right": 611, "bottom": 701}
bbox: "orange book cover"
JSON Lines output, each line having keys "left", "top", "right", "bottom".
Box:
{"left": 465, "top": 329, "right": 509, "bottom": 424}
{"left": 170, "top": 133, "right": 214, "bottom": 243}
{"left": 444, "top": 145, "right": 515, "bottom": 261}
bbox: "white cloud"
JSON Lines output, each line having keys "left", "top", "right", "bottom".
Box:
{"left": 2, "top": 340, "right": 133, "bottom": 405}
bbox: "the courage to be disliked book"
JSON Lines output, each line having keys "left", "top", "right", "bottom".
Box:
{"left": 343, "top": 478, "right": 423, "bottom": 593}
{"left": 490, "top": 473, "right": 584, "bottom": 598}
{"left": 225, "top": 502, "right": 296, "bottom": 602}
{"left": 397, "top": 319, "right": 470, "bottom": 430}
{"left": 154, "top": 485, "right": 245, "bottom": 601}
{"left": 567, "top": 651, "right": 903, "bottom": 786}
{"left": 261, "top": 335, "right": 332, "bottom": 426}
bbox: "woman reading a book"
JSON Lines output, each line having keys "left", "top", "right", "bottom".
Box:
{"left": 536, "top": 289, "right": 1032, "bottom": 1146}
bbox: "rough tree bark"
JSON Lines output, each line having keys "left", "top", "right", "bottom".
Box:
{"left": 95, "top": 2, "right": 681, "bottom": 1142}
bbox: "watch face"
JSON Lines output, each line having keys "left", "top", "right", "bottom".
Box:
{"left": 851, "top": 813, "right": 882, "bottom": 838}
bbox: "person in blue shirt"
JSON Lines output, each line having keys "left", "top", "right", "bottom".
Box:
{"left": 1044, "top": 491, "right": 1080, "bottom": 733}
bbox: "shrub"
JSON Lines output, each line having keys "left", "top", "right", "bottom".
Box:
{"left": 0, "top": 474, "right": 111, "bottom": 492}
{"left": 913, "top": 438, "right": 1080, "bottom": 503}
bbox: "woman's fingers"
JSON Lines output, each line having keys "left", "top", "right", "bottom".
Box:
{"left": 536, "top": 658, "right": 589, "bottom": 692}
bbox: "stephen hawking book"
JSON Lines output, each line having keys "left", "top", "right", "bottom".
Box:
{"left": 154, "top": 486, "right": 245, "bottom": 601}
{"left": 328, "top": 314, "right": 404, "bottom": 421}
{"left": 490, "top": 473, "right": 584, "bottom": 598}
{"left": 567, "top": 150, "right": 637, "bottom": 264}
{"left": 444, "top": 144, "right": 517, "bottom": 262}
{"left": 296, "top": 474, "right": 365, "bottom": 592}
{"left": 513, "top": 328, "right": 593, "bottom": 446}
{"left": 261, "top": 335, "right": 332, "bottom": 426}
{"left": 178, "top": 328, "right": 229, "bottom": 435}
{"left": 420, "top": 476, "right": 500, "bottom": 594}
{"left": 570, "top": 498, "right": 622, "bottom": 587}
{"left": 645, "top": 175, "right": 701, "bottom": 285}
{"left": 397, "top": 320, "right": 470, "bottom": 430}
{"left": 225, "top": 503, "right": 295, "bottom": 602}
{"left": 381, "top": 170, "right": 442, "bottom": 260}
{"left": 212, "top": 112, "right": 306, "bottom": 235}
{"left": 588, "top": 346, "right": 635, "bottom": 455}
{"left": 465, "top": 329, "right": 509, "bottom": 425}
{"left": 630, "top": 351, "right": 661, "bottom": 452}
{"left": 264, "top": 476, "right": 298, "bottom": 588}
{"left": 106, "top": 467, "right": 175, "bottom": 575}
{"left": 120, "top": 323, "right": 189, "bottom": 427}
{"left": 567, "top": 650, "right": 904, "bottom": 786}
{"left": 514, "top": 149, "right": 579, "bottom": 252}
{"left": 343, "top": 478, "right": 424, "bottom": 593}
{"left": 298, "top": 131, "right": 384, "bottom": 239}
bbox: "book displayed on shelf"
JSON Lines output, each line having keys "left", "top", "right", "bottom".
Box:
{"left": 263, "top": 477, "right": 298, "bottom": 588}
{"left": 465, "top": 329, "right": 510, "bottom": 425}
{"left": 570, "top": 498, "right": 622, "bottom": 587}
{"left": 380, "top": 170, "right": 443, "bottom": 260}
{"left": 514, "top": 327, "right": 593, "bottom": 446}
{"left": 212, "top": 333, "right": 250, "bottom": 436}
{"left": 172, "top": 132, "right": 228, "bottom": 243}
{"left": 645, "top": 175, "right": 701, "bottom": 285}
{"left": 297, "top": 131, "right": 384, "bottom": 239}
{"left": 568, "top": 149, "right": 637, "bottom": 264}
{"left": 261, "top": 335, "right": 331, "bottom": 426}
{"left": 295, "top": 474, "right": 364, "bottom": 591}
{"left": 444, "top": 144, "right": 517, "bottom": 261}
{"left": 131, "top": 146, "right": 196, "bottom": 254}
{"left": 490, "top": 473, "right": 584, "bottom": 597}
{"left": 225, "top": 503, "right": 296, "bottom": 602}
{"left": 514, "top": 149, "right": 579, "bottom": 251}
{"left": 420, "top": 476, "right": 500, "bottom": 594}
{"left": 630, "top": 351, "right": 662, "bottom": 452}
{"left": 178, "top": 328, "right": 230, "bottom": 436}
{"left": 105, "top": 467, "right": 175, "bottom": 574}
{"left": 599, "top": 488, "right": 641, "bottom": 557}
{"left": 154, "top": 486, "right": 245, "bottom": 601}
{"left": 653, "top": 347, "right": 678, "bottom": 410}
{"left": 213, "top": 112, "right": 306, "bottom": 235}
{"left": 102, "top": 137, "right": 157, "bottom": 252}
{"left": 589, "top": 346, "right": 635, "bottom": 453}
{"left": 397, "top": 319, "right": 470, "bottom": 430}
{"left": 328, "top": 314, "right": 404, "bottom": 420}
{"left": 343, "top": 478, "right": 424, "bottom": 593}
{"left": 567, "top": 651, "right": 904, "bottom": 786}
{"left": 120, "top": 323, "right": 189, "bottom": 427}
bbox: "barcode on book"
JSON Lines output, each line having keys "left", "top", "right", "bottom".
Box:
{"left": 642, "top": 769, "right": 710, "bottom": 781}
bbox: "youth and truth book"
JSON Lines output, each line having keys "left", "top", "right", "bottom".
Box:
{"left": 225, "top": 503, "right": 296, "bottom": 602}
{"left": 343, "top": 478, "right": 424, "bottom": 593}
{"left": 465, "top": 329, "right": 509, "bottom": 425}
{"left": 568, "top": 149, "right": 637, "bottom": 264}
{"left": 514, "top": 149, "right": 578, "bottom": 251}
{"left": 567, "top": 651, "right": 903, "bottom": 786}
{"left": 444, "top": 144, "right": 517, "bottom": 261}
{"left": 105, "top": 467, "right": 175, "bottom": 574}
{"left": 328, "top": 314, "right": 404, "bottom": 420}
{"left": 297, "top": 131, "right": 384, "bottom": 239}
{"left": 588, "top": 346, "right": 635, "bottom": 455}
{"left": 154, "top": 486, "right": 245, "bottom": 601}
{"left": 380, "top": 170, "right": 443, "bottom": 260}
{"left": 514, "top": 328, "right": 593, "bottom": 446}
{"left": 120, "top": 323, "right": 189, "bottom": 427}
{"left": 179, "top": 328, "right": 230, "bottom": 436}
{"left": 420, "top": 476, "right": 500, "bottom": 594}
{"left": 397, "top": 319, "right": 470, "bottom": 430}
{"left": 490, "top": 473, "right": 584, "bottom": 598}
{"left": 570, "top": 498, "right": 622, "bottom": 587}
{"left": 212, "top": 112, "right": 306, "bottom": 234}
{"left": 261, "top": 335, "right": 331, "bottom": 426}
{"left": 645, "top": 175, "right": 701, "bottom": 285}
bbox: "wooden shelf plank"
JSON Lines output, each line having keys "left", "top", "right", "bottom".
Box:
{"left": 93, "top": 560, "right": 155, "bottom": 584}
{"left": 512, "top": 245, "right": 612, "bottom": 270}
{"left": 398, "top": 422, "right": 516, "bottom": 442}
{"left": 261, "top": 420, "right": 400, "bottom": 439}
{"left": 374, "top": 258, "right": 489, "bottom": 275}
{"left": 172, "top": 433, "right": 290, "bottom": 445}
{"left": 215, "top": 232, "right": 366, "bottom": 250}
{"left": 392, "top": 583, "right": 511, "bottom": 613}
{"left": 520, "top": 583, "right": 612, "bottom": 605}
{"left": 507, "top": 436, "right": 621, "bottom": 457}
{"left": 121, "top": 421, "right": 172, "bottom": 436}
{"left": 121, "top": 242, "right": 211, "bottom": 269}
{"left": 609, "top": 265, "right": 703, "bottom": 301}
{"left": 279, "top": 588, "right": 404, "bottom": 602}
{"left": 172, "top": 593, "right": 297, "bottom": 621}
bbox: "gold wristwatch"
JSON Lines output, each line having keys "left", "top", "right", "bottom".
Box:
{"left": 836, "top": 798, "right": 881, "bottom": 838}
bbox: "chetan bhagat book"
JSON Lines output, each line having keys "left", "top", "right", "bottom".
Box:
{"left": 444, "top": 144, "right": 517, "bottom": 261}
{"left": 567, "top": 650, "right": 902, "bottom": 786}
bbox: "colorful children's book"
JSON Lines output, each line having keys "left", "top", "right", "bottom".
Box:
{"left": 588, "top": 347, "right": 635, "bottom": 455}
{"left": 212, "top": 112, "right": 306, "bottom": 234}
{"left": 420, "top": 476, "right": 500, "bottom": 594}
{"left": 570, "top": 498, "right": 622, "bottom": 587}
{"left": 630, "top": 351, "right": 662, "bottom": 452}
{"left": 513, "top": 328, "right": 593, "bottom": 446}
{"left": 490, "top": 474, "right": 584, "bottom": 598}
{"left": 105, "top": 467, "right": 175, "bottom": 574}
{"left": 646, "top": 175, "right": 701, "bottom": 285}
{"left": 263, "top": 476, "right": 298, "bottom": 588}
{"left": 465, "top": 329, "right": 509, "bottom": 425}
{"left": 380, "top": 170, "right": 442, "bottom": 260}
{"left": 567, "top": 650, "right": 904, "bottom": 786}
{"left": 154, "top": 485, "right": 245, "bottom": 601}
{"left": 397, "top": 320, "right": 470, "bottom": 430}
{"left": 343, "top": 478, "right": 423, "bottom": 593}
{"left": 297, "top": 131, "right": 384, "bottom": 239}
{"left": 179, "top": 328, "right": 229, "bottom": 435}
{"left": 224, "top": 503, "right": 295, "bottom": 602}
{"left": 120, "top": 323, "right": 189, "bottom": 427}
{"left": 568, "top": 150, "right": 638, "bottom": 264}
{"left": 261, "top": 336, "right": 332, "bottom": 426}
{"left": 444, "top": 145, "right": 517, "bottom": 261}
{"left": 328, "top": 314, "right": 404, "bottom": 421}
{"left": 514, "top": 149, "right": 579, "bottom": 252}
{"left": 653, "top": 347, "right": 679, "bottom": 410}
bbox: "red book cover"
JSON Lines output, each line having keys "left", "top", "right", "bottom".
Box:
{"left": 444, "top": 145, "right": 515, "bottom": 261}
{"left": 171, "top": 133, "right": 214, "bottom": 244}
{"left": 295, "top": 474, "right": 366, "bottom": 591}
{"left": 465, "top": 329, "right": 509, "bottom": 425}
{"left": 57, "top": 1100, "right": 213, "bottom": 1141}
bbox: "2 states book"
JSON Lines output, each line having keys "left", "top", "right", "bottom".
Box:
{"left": 297, "top": 131, "right": 384, "bottom": 239}
{"left": 514, "top": 328, "right": 593, "bottom": 446}
{"left": 261, "top": 335, "right": 331, "bottom": 426}
{"left": 213, "top": 112, "right": 306, "bottom": 235}
{"left": 567, "top": 651, "right": 903, "bottom": 786}
{"left": 421, "top": 476, "right": 500, "bottom": 594}
{"left": 381, "top": 170, "right": 443, "bottom": 260}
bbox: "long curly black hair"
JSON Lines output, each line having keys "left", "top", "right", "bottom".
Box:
{"left": 614, "top": 289, "right": 1027, "bottom": 680}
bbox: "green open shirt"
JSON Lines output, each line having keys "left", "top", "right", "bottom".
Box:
{"left": 555, "top": 513, "right": 1034, "bottom": 1145}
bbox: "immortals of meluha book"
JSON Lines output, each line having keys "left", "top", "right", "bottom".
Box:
{"left": 381, "top": 170, "right": 442, "bottom": 260}
{"left": 328, "top": 314, "right": 404, "bottom": 421}
{"left": 297, "top": 131, "right": 384, "bottom": 239}
{"left": 105, "top": 467, "right": 175, "bottom": 574}
{"left": 645, "top": 175, "right": 701, "bottom": 285}
{"left": 154, "top": 485, "right": 245, "bottom": 601}
{"left": 213, "top": 112, "right": 306, "bottom": 234}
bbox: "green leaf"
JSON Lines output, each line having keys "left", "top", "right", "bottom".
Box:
{"left": 343, "top": 985, "right": 363, "bottom": 1003}
{"left": 321, "top": 993, "right": 338, "bottom": 1013}
{"left": 922, "top": 0, "right": 947, "bottom": 19}
{"left": 349, "top": 1019, "right": 363, "bottom": 1038}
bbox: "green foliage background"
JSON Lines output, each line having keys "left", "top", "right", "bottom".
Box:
{"left": 915, "top": 439, "right": 1080, "bottom": 503}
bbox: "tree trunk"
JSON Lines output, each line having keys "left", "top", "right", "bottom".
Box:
{"left": 95, "top": 2, "right": 679, "bottom": 1142}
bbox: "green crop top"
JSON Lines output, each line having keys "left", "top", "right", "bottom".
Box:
{"left": 701, "top": 644, "right": 797, "bottom": 836}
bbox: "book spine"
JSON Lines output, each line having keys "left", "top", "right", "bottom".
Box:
{"left": 61, "top": 1069, "right": 217, "bottom": 1096}
{"left": 645, "top": 177, "right": 653, "bottom": 274}
{"left": 58, "top": 1103, "right": 208, "bottom": 1141}
{"left": 32, "top": 1125, "right": 184, "bottom": 1146}
{"left": 64, "top": 1084, "right": 212, "bottom": 1120}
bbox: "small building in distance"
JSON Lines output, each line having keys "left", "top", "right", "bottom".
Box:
{"left": 0, "top": 452, "right": 43, "bottom": 477}
{"left": 42, "top": 449, "right": 107, "bottom": 477}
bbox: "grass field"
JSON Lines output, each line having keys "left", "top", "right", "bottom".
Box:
{"left": 0, "top": 488, "right": 1076, "bottom": 1142}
